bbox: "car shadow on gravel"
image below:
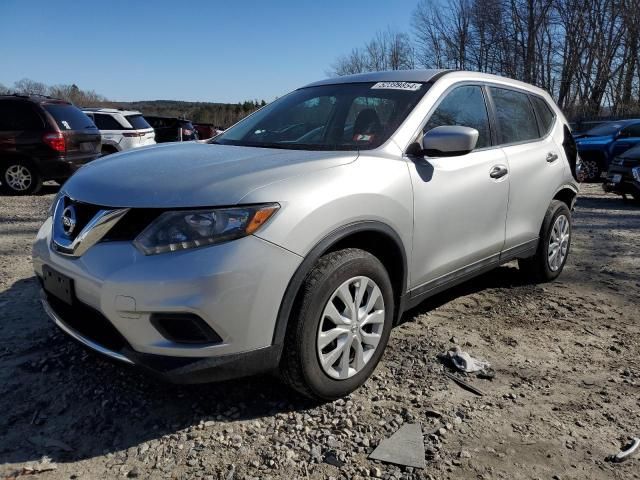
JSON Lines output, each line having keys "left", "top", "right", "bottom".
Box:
{"left": 400, "top": 264, "right": 528, "bottom": 323}
{"left": 0, "top": 277, "right": 318, "bottom": 466}
{"left": 575, "top": 194, "right": 639, "bottom": 211}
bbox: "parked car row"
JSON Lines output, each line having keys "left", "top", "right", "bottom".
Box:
{"left": 0, "top": 94, "right": 222, "bottom": 194}
{"left": 572, "top": 118, "right": 640, "bottom": 202}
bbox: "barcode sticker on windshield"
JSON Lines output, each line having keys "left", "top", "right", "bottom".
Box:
{"left": 371, "top": 82, "right": 422, "bottom": 91}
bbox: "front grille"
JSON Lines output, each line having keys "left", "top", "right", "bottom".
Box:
{"left": 101, "top": 209, "right": 161, "bottom": 242}
{"left": 45, "top": 292, "right": 129, "bottom": 352}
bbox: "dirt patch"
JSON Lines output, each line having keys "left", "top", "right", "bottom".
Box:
{"left": 0, "top": 183, "right": 638, "bottom": 479}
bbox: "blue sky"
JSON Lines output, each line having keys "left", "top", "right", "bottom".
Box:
{"left": 1, "top": 0, "right": 418, "bottom": 103}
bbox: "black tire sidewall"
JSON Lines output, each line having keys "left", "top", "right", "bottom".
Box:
{"left": 0, "top": 160, "right": 41, "bottom": 195}
{"left": 539, "top": 201, "right": 572, "bottom": 280}
{"left": 296, "top": 250, "right": 394, "bottom": 400}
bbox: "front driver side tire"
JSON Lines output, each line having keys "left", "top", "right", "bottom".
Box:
{"left": 519, "top": 200, "right": 572, "bottom": 282}
{"left": 280, "top": 248, "right": 394, "bottom": 400}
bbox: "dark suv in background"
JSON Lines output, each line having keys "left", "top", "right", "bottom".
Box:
{"left": 144, "top": 115, "right": 198, "bottom": 143}
{"left": 0, "top": 95, "right": 101, "bottom": 195}
{"left": 603, "top": 144, "right": 640, "bottom": 202}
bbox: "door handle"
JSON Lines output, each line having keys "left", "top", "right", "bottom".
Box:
{"left": 546, "top": 152, "right": 559, "bottom": 163}
{"left": 489, "top": 165, "right": 508, "bottom": 179}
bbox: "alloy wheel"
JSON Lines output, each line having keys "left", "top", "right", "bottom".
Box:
{"left": 4, "top": 164, "right": 32, "bottom": 191}
{"left": 316, "top": 275, "right": 385, "bottom": 380}
{"left": 548, "top": 214, "right": 570, "bottom": 272}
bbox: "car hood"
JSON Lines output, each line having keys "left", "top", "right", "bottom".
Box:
{"left": 63, "top": 142, "right": 357, "bottom": 208}
{"left": 575, "top": 135, "right": 612, "bottom": 146}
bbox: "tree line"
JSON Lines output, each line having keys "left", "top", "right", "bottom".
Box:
{"left": 330, "top": 0, "right": 640, "bottom": 119}
{"left": 0, "top": 79, "right": 265, "bottom": 128}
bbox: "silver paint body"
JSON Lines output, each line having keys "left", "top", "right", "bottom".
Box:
{"left": 33, "top": 70, "right": 578, "bottom": 364}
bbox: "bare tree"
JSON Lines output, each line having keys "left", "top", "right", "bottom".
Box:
{"left": 13, "top": 78, "right": 48, "bottom": 96}
{"left": 329, "top": 28, "right": 415, "bottom": 76}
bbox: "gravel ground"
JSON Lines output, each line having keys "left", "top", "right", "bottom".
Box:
{"left": 0, "top": 183, "right": 638, "bottom": 480}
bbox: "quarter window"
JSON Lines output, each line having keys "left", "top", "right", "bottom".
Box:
{"left": 490, "top": 87, "right": 539, "bottom": 144}
{"left": 93, "top": 113, "right": 125, "bottom": 130}
{"left": 424, "top": 86, "right": 491, "bottom": 149}
{"left": 0, "top": 101, "right": 44, "bottom": 130}
{"left": 530, "top": 95, "right": 556, "bottom": 135}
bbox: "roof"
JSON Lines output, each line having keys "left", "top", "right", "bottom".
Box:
{"left": 0, "top": 93, "right": 70, "bottom": 104}
{"left": 82, "top": 107, "right": 142, "bottom": 116}
{"left": 144, "top": 115, "right": 193, "bottom": 122}
{"left": 302, "top": 69, "right": 451, "bottom": 88}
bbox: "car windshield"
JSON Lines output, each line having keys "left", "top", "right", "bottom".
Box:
{"left": 584, "top": 122, "right": 623, "bottom": 136}
{"left": 43, "top": 103, "right": 96, "bottom": 130}
{"left": 212, "top": 82, "right": 430, "bottom": 150}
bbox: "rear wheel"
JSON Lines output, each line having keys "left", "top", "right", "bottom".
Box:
{"left": 0, "top": 160, "right": 42, "bottom": 195}
{"left": 581, "top": 158, "right": 602, "bottom": 182}
{"left": 519, "top": 200, "right": 572, "bottom": 282}
{"left": 280, "top": 248, "right": 394, "bottom": 400}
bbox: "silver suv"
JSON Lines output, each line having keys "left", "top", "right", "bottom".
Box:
{"left": 33, "top": 70, "right": 578, "bottom": 400}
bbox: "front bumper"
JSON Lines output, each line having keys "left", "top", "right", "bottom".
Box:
{"left": 41, "top": 292, "right": 282, "bottom": 383}
{"left": 33, "top": 217, "right": 302, "bottom": 382}
{"left": 603, "top": 165, "right": 640, "bottom": 196}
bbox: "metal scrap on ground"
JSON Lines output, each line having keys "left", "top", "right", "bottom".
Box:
{"left": 368, "top": 423, "right": 426, "bottom": 469}
{"left": 607, "top": 437, "right": 640, "bottom": 463}
{"left": 442, "top": 370, "right": 486, "bottom": 396}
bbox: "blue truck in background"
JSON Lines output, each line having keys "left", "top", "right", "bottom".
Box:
{"left": 575, "top": 119, "right": 640, "bottom": 181}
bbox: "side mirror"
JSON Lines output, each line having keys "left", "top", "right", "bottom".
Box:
{"left": 411, "top": 126, "right": 479, "bottom": 157}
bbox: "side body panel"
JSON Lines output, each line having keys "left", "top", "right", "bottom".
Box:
{"left": 407, "top": 150, "right": 509, "bottom": 288}
{"left": 501, "top": 132, "right": 565, "bottom": 250}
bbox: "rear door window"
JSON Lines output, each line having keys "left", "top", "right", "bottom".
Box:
{"left": 0, "top": 101, "right": 45, "bottom": 130}
{"left": 424, "top": 85, "right": 491, "bottom": 148}
{"left": 93, "top": 113, "right": 124, "bottom": 130}
{"left": 125, "top": 114, "right": 151, "bottom": 130}
{"left": 530, "top": 95, "right": 556, "bottom": 135}
{"left": 43, "top": 103, "right": 96, "bottom": 131}
{"left": 489, "top": 87, "right": 539, "bottom": 145}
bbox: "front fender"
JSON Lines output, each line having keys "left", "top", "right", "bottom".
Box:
{"left": 244, "top": 156, "right": 414, "bottom": 261}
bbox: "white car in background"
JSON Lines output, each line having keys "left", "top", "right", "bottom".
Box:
{"left": 82, "top": 108, "right": 155, "bottom": 155}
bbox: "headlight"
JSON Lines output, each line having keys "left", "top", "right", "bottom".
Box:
{"left": 633, "top": 166, "right": 640, "bottom": 182}
{"left": 134, "top": 204, "right": 279, "bottom": 255}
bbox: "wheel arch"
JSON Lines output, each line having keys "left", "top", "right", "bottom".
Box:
{"left": 0, "top": 151, "right": 36, "bottom": 165}
{"left": 272, "top": 221, "right": 409, "bottom": 349}
{"left": 100, "top": 143, "right": 119, "bottom": 154}
{"left": 553, "top": 185, "right": 578, "bottom": 210}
